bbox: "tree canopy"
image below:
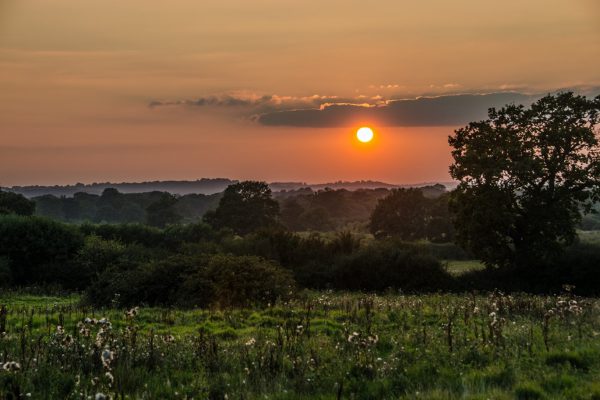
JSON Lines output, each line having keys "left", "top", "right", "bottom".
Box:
{"left": 0, "top": 190, "right": 35, "bottom": 216}
{"left": 369, "top": 188, "right": 453, "bottom": 242}
{"left": 204, "top": 181, "right": 280, "bottom": 235}
{"left": 448, "top": 92, "right": 600, "bottom": 268}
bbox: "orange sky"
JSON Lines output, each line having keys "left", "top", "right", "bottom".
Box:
{"left": 1, "top": 0, "right": 599, "bottom": 186}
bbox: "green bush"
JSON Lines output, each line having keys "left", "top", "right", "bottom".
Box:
{"left": 80, "top": 223, "right": 164, "bottom": 248}
{"left": 85, "top": 255, "right": 202, "bottom": 307}
{"left": 0, "top": 215, "right": 84, "bottom": 285}
{"left": 85, "top": 254, "right": 294, "bottom": 308}
{"left": 332, "top": 241, "right": 455, "bottom": 291}
{"left": 460, "top": 243, "right": 600, "bottom": 295}
{"left": 206, "top": 254, "right": 294, "bottom": 307}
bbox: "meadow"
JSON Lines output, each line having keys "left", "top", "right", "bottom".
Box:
{"left": 1, "top": 291, "right": 599, "bottom": 399}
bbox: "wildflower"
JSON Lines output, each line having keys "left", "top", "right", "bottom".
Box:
{"left": 95, "top": 393, "right": 108, "bottom": 400}
{"left": 56, "top": 325, "right": 65, "bottom": 335}
{"left": 2, "top": 361, "right": 21, "bottom": 372}
{"left": 164, "top": 334, "right": 175, "bottom": 343}
{"left": 105, "top": 371, "right": 114, "bottom": 386}
{"left": 347, "top": 332, "right": 359, "bottom": 343}
{"left": 245, "top": 337, "right": 256, "bottom": 346}
{"left": 125, "top": 307, "right": 139, "bottom": 319}
{"left": 101, "top": 349, "right": 114, "bottom": 368}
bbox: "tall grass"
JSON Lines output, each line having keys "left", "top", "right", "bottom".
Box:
{"left": 1, "top": 292, "right": 599, "bottom": 399}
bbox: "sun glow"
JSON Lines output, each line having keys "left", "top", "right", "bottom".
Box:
{"left": 356, "top": 127, "right": 374, "bottom": 143}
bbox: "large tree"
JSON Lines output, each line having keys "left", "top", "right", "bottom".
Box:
{"left": 146, "top": 193, "right": 183, "bottom": 228}
{"left": 0, "top": 190, "right": 35, "bottom": 216}
{"left": 369, "top": 188, "right": 453, "bottom": 242}
{"left": 448, "top": 92, "right": 600, "bottom": 268}
{"left": 204, "top": 181, "right": 280, "bottom": 235}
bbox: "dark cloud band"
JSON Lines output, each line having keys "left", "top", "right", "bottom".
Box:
{"left": 257, "top": 93, "right": 534, "bottom": 127}
{"left": 149, "top": 87, "right": 599, "bottom": 127}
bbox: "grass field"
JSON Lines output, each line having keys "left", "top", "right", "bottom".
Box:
{"left": 1, "top": 292, "right": 599, "bottom": 399}
{"left": 444, "top": 260, "right": 486, "bottom": 276}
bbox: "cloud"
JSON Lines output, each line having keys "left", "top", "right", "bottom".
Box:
{"left": 256, "top": 92, "right": 535, "bottom": 127}
{"left": 149, "top": 93, "right": 359, "bottom": 110}
{"left": 149, "top": 86, "right": 600, "bottom": 128}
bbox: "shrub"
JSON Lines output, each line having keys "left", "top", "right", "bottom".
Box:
{"left": 460, "top": 243, "right": 600, "bottom": 295}
{"left": 85, "top": 254, "right": 294, "bottom": 308}
{"left": 85, "top": 255, "right": 203, "bottom": 307}
{"left": 332, "top": 241, "right": 455, "bottom": 291}
{"left": 0, "top": 215, "right": 84, "bottom": 285}
{"left": 206, "top": 254, "right": 294, "bottom": 307}
{"left": 80, "top": 223, "right": 164, "bottom": 248}
{"left": 0, "top": 190, "right": 35, "bottom": 216}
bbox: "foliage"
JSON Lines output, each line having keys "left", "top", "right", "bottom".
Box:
{"left": 332, "top": 241, "right": 454, "bottom": 291}
{"left": 145, "top": 192, "right": 183, "bottom": 228}
{"left": 80, "top": 222, "right": 165, "bottom": 248}
{"left": 0, "top": 215, "right": 84, "bottom": 285}
{"left": 85, "top": 254, "right": 294, "bottom": 308}
{"left": 33, "top": 188, "right": 220, "bottom": 224}
{"left": 449, "top": 92, "right": 600, "bottom": 268}
{"left": 458, "top": 242, "right": 600, "bottom": 295}
{"left": 0, "top": 190, "right": 35, "bottom": 216}
{"left": 73, "top": 235, "right": 127, "bottom": 288}
{"left": 204, "top": 254, "right": 294, "bottom": 307}
{"left": 369, "top": 189, "right": 454, "bottom": 242}
{"left": 204, "top": 181, "right": 280, "bottom": 234}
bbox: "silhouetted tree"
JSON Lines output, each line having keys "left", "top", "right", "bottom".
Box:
{"left": 146, "top": 193, "right": 182, "bottom": 228}
{"left": 0, "top": 190, "right": 35, "bottom": 216}
{"left": 369, "top": 188, "right": 429, "bottom": 240}
{"left": 279, "top": 198, "right": 306, "bottom": 230}
{"left": 449, "top": 92, "right": 600, "bottom": 268}
{"left": 204, "top": 181, "right": 279, "bottom": 235}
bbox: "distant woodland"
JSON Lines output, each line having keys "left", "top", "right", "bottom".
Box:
{"left": 22, "top": 184, "right": 447, "bottom": 230}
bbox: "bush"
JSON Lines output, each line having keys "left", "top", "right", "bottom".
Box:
{"left": 0, "top": 215, "right": 84, "bottom": 285}
{"left": 460, "top": 243, "right": 600, "bottom": 295}
{"left": 80, "top": 223, "right": 164, "bottom": 248}
{"left": 85, "top": 255, "right": 202, "bottom": 307}
{"left": 0, "top": 190, "right": 35, "bottom": 216}
{"left": 205, "top": 254, "right": 294, "bottom": 307}
{"left": 163, "top": 222, "right": 218, "bottom": 250}
{"left": 72, "top": 235, "right": 127, "bottom": 288}
{"left": 332, "top": 241, "right": 455, "bottom": 291}
{"left": 85, "top": 254, "right": 294, "bottom": 308}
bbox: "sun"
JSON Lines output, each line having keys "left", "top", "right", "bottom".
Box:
{"left": 356, "top": 126, "right": 374, "bottom": 143}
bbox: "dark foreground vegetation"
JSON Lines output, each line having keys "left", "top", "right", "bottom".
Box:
{"left": 1, "top": 212, "right": 600, "bottom": 307}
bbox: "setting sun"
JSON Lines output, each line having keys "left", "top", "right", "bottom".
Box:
{"left": 356, "top": 127, "right": 374, "bottom": 143}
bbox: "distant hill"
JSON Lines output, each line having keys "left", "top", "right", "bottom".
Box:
{"left": 7, "top": 179, "right": 457, "bottom": 198}
{"left": 6, "top": 178, "right": 237, "bottom": 198}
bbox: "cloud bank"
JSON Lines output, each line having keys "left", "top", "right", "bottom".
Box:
{"left": 150, "top": 87, "right": 599, "bottom": 127}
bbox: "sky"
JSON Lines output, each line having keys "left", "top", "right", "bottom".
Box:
{"left": 1, "top": 0, "right": 599, "bottom": 186}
